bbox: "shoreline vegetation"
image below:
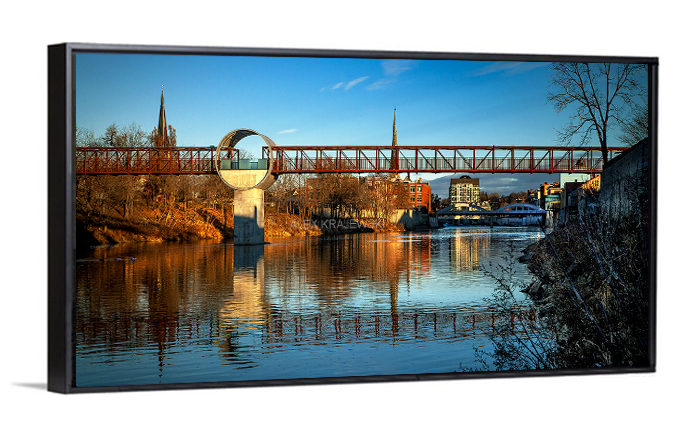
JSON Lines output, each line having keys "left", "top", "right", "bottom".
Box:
{"left": 501, "top": 207, "right": 650, "bottom": 370}
{"left": 75, "top": 171, "right": 414, "bottom": 248}
{"left": 75, "top": 170, "right": 412, "bottom": 248}
{"left": 77, "top": 201, "right": 406, "bottom": 247}
{"left": 479, "top": 141, "right": 652, "bottom": 371}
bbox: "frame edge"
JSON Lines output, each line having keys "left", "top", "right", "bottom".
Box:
{"left": 49, "top": 43, "right": 658, "bottom": 392}
{"left": 48, "top": 43, "right": 74, "bottom": 393}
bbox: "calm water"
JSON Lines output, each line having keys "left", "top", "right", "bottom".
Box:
{"left": 75, "top": 227, "right": 543, "bottom": 387}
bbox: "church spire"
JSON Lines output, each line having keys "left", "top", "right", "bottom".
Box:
{"left": 392, "top": 108, "right": 398, "bottom": 147}
{"left": 390, "top": 108, "right": 399, "bottom": 177}
{"left": 157, "top": 89, "right": 169, "bottom": 147}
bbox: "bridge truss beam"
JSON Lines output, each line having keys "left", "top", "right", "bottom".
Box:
{"left": 75, "top": 147, "right": 238, "bottom": 175}
{"left": 266, "top": 146, "right": 625, "bottom": 175}
{"left": 75, "top": 145, "right": 625, "bottom": 175}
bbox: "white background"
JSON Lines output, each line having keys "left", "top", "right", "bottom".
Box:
{"left": 0, "top": 1, "right": 696, "bottom": 426}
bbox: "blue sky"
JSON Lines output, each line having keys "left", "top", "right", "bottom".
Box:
{"left": 75, "top": 53, "right": 646, "bottom": 196}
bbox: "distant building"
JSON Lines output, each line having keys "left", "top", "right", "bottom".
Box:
{"left": 364, "top": 175, "right": 432, "bottom": 211}
{"left": 449, "top": 175, "right": 480, "bottom": 204}
{"left": 525, "top": 189, "right": 537, "bottom": 205}
{"left": 559, "top": 173, "right": 592, "bottom": 185}
{"left": 154, "top": 90, "right": 175, "bottom": 147}
{"left": 536, "top": 181, "right": 562, "bottom": 210}
{"left": 558, "top": 173, "right": 591, "bottom": 210}
{"left": 581, "top": 175, "right": 601, "bottom": 192}
{"left": 304, "top": 174, "right": 431, "bottom": 213}
{"left": 405, "top": 177, "right": 431, "bottom": 210}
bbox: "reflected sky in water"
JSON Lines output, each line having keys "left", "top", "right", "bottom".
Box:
{"left": 75, "top": 227, "right": 542, "bottom": 387}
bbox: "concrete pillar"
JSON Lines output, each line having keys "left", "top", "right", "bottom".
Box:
{"left": 234, "top": 188, "right": 265, "bottom": 245}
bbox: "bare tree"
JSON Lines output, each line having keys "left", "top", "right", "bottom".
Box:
{"left": 83, "top": 175, "right": 141, "bottom": 218}
{"left": 294, "top": 174, "right": 315, "bottom": 220}
{"left": 149, "top": 124, "right": 177, "bottom": 147}
{"left": 267, "top": 174, "right": 299, "bottom": 215}
{"left": 488, "top": 192, "right": 501, "bottom": 210}
{"left": 102, "top": 123, "right": 148, "bottom": 147}
{"left": 76, "top": 126, "right": 100, "bottom": 147}
{"left": 122, "top": 122, "right": 148, "bottom": 147}
{"left": 619, "top": 98, "right": 649, "bottom": 146}
{"left": 102, "top": 123, "right": 121, "bottom": 146}
{"left": 547, "top": 62, "right": 646, "bottom": 165}
{"left": 167, "top": 125, "right": 177, "bottom": 147}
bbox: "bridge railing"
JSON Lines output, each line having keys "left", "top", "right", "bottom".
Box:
{"left": 265, "top": 146, "right": 624, "bottom": 174}
{"left": 76, "top": 145, "right": 625, "bottom": 175}
{"left": 76, "top": 147, "right": 239, "bottom": 175}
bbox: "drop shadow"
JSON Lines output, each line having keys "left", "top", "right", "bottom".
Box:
{"left": 13, "top": 382, "right": 47, "bottom": 391}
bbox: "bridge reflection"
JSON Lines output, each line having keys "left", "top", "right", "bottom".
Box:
{"left": 76, "top": 231, "right": 533, "bottom": 369}
{"left": 226, "top": 309, "right": 510, "bottom": 346}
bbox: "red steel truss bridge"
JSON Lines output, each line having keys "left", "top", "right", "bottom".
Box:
{"left": 75, "top": 145, "right": 626, "bottom": 175}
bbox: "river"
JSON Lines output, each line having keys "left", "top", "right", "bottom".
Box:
{"left": 75, "top": 226, "right": 543, "bottom": 387}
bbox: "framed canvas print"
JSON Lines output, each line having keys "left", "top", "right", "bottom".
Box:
{"left": 48, "top": 43, "right": 657, "bottom": 393}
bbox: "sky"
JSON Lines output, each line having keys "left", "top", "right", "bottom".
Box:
{"left": 75, "top": 53, "right": 647, "bottom": 196}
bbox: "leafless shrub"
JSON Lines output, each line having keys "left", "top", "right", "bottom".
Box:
{"left": 477, "top": 170, "right": 650, "bottom": 370}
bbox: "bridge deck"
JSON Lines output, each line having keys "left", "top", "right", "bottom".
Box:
{"left": 75, "top": 145, "right": 625, "bottom": 175}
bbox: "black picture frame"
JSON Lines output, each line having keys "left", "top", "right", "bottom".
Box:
{"left": 48, "top": 43, "right": 657, "bottom": 393}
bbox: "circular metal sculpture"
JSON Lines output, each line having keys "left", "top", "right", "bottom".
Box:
{"left": 215, "top": 129, "right": 277, "bottom": 190}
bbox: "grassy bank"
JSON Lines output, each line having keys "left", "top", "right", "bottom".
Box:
{"left": 77, "top": 202, "right": 229, "bottom": 246}
{"left": 78, "top": 203, "right": 407, "bottom": 246}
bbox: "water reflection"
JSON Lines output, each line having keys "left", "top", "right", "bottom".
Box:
{"left": 449, "top": 228, "right": 490, "bottom": 272}
{"left": 76, "top": 228, "right": 542, "bottom": 386}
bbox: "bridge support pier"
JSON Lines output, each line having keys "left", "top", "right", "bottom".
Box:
{"left": 234, "top": 189, "right": 265, "bottom": 245}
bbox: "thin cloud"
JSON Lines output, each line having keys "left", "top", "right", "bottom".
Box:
{"left": 276, "top": 129, "right": 298, "bottom": 134}
{"left": 503, "top": 62, "right": 548, "bottom": 76}
{"left": 469, "top": 62, "right": 522, "bottom": 76}
{"left": 361, "top": 60, "right": 417, "bottom": 91}
{"left": 469, "top": 61, "right": 548, "bottom": 77}
{"left": 320, "top": 82, "right": 345, "bottom": 91}
{"left": 382, "top": 59, "right": 417, "bottom": 76}
{"left": 366, "top": 79, "right": 394, "bottom": 91}
{"left": 345, "top": 76, "right": 369, "bottom": 90}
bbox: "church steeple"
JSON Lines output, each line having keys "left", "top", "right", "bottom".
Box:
{"left": 392, "top": 108, "right": 398, "bottom": 147}
{"left": 156, "top": 89, "right": 169, "bottom": 147}
{"left": 390, "top": 108, "right": 399, "bottom": 177}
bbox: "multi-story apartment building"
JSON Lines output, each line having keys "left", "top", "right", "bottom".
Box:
{"left": 449, "top": 175, "right": 480, "bottom": 204}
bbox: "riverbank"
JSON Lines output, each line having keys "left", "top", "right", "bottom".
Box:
{"left": 517, "top": 241, "right": 537, "bottom": 264}
{"left": 518, "top": 215, "right": 650, "bottom": 368}
{"left": 77, "top": 203, "right": 228, "bottom": 246}
{"left": 77, "top": 203, "right": 406, "bottom": 246}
